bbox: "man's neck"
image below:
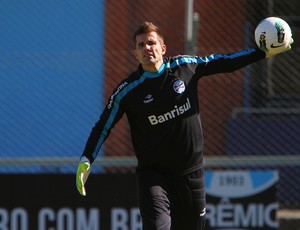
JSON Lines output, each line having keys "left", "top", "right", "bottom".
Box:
{"left": 142, "top": 60, "right": 164, "bottom": 73}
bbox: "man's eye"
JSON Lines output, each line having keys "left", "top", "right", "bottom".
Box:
{"left": 147, "top": 41, "right": 156, "bottom": 46}
{"left": 138, "top": 43, "right": 145, "bottom": 48}
{"left": 137, "top": 41, "right": 156, "bottom": 48}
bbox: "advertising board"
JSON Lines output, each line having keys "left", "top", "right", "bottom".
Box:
{"left": 0, "top": 171, "right": 278, "bottom": 229}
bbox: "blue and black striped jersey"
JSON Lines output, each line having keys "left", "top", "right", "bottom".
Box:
{"left": 82, "top": 48, "right": 265, "bottom": 173}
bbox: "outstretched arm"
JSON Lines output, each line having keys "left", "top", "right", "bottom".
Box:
{"left": 195, "top": 48, "right": 265, "bottom": 77}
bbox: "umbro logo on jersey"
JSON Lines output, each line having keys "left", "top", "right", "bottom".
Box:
{"left": 143, "top": 94, "right": 153, "bottom": 104}
{"left": 173, "top": 80, "right": 185, "bottom": 94}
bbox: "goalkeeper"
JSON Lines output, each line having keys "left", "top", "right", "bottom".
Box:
{"left": 76, "top": 21, "right": 292, "bottom": 230}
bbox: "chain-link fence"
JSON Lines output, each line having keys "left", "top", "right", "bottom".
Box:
{"left": 104, "top": 0, "right": 300, "bottom": 208}
{"left": 1, "top": 0, "right": 300, "bottom": 229}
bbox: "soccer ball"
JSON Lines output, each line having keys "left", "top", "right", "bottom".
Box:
{"left": 254, "top": 17, "right": 292, "bottom": 52}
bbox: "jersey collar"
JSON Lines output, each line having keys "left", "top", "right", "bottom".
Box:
{"left": 139, "top": 61, "right": 170, "bottom": 78}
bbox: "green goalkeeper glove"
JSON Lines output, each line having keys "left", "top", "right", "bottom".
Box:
{"left": 76, "top": 156, "right": 91, "bottom": 196}
{"left": 265, "top": 37, "right": 294, "bottom": 58}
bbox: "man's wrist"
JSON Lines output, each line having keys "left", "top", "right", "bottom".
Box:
{"left": 80, "top": 156, "right": 90, "bottom": 164}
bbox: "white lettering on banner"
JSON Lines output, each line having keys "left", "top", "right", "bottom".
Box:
{"left": 76, "top": 208, "right": 99, "bottom": 230}
{"left": 0, "top": 208, "right": 28, "bottom": 230}
{"left": 0, "top": 206, "right": 142, "bottom": 229}
{"left": 38, "top": 207, "right": 99, "bottom": 230}
{"left": 11, "top": 208, "right": 28, "bottom": 230}
{"left": 112, "top": 208, "right": 127, "bottom": 230}
{"left": 0, "top": 209, "right": 9, "bottom": 230}
{"left": 206, "top": 202, "right": 278, "bottom": 228}
{"left": 219, "top": 174, "right": 245, "bottom": 187}
{"left": 57, "top": 208, "right": 73, "bottom": 230}
{"left": 130, "top": 208, "right": 142, "bottom": 230}
{"left": 111, "top": 208, "right": 142, "bottom": 230}
{"left": 38, "top": 208, "right": 54, "bottom": 230}
{"left": 148, "top": 98, "right": 191, "bottom": 125}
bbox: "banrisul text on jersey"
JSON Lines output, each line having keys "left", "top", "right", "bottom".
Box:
{"left": 148, "top": 98, "right": 191, "bottom": 125}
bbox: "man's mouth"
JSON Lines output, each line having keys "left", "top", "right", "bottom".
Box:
{"left": 144, "top": 52, "right": 154, "bottom": 57}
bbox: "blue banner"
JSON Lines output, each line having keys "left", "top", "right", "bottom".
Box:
{"left": 0, "top": 1, "right": 105, "bottom": 166}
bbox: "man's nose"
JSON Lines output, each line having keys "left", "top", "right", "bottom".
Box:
{"left": 143, "top": 44, "right": 151, "bottom": 50}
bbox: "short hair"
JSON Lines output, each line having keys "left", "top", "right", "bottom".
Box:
{"left": 133, "top": 21, "right": 164, "bottom": 45}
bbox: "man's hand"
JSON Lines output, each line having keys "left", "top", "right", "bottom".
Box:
{"left": 266, "top": 37, "right": 294, "bottom": 58}
{"left": 76, "top": 157, "right": 91, "bottom": 196}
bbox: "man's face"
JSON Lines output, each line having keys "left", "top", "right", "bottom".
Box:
{"left": 134, "top": 31, "right": 166, "bottom": 72}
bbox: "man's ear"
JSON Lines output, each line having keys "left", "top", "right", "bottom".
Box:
{"left": 161, "top": 44, "right": 167, "bottom": 55}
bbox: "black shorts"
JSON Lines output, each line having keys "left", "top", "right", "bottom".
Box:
{"left": 137, "top": 166, "right": 206, "bottom": 230}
